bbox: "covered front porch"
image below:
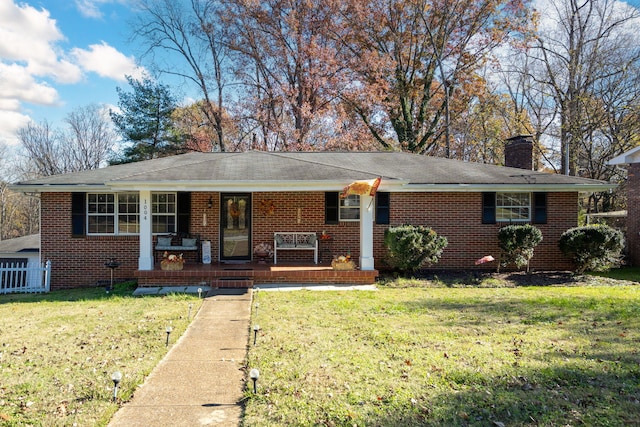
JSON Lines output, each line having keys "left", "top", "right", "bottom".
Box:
{"left": 134, "top": 261, "right": 379, "bottom": 288}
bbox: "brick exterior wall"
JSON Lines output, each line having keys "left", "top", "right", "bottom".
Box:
{"left": 385, "top": 192, "right": 576, "bottom": 270}
{"left": 627, "top": 164, "right": 640, "bottom": 266}
{"left": 41, "top": 193, "right": 140, "bottom": 290}
{"left": 41, "top": 190, "right": 579, "bottom": 289}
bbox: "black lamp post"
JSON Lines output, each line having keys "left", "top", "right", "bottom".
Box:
{"left": 104, "top": 258, "right": 120, "bottom": 292}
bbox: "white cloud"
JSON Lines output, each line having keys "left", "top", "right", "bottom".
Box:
{"left": 0, "top": 1, "right": 145, "bottom": 148}
{"left": 0, "top": 0, "right": 83, "bottom": 84}
{"left": 0, "top": 63, "right": 60, "bottom": 106}
{"left": 0, "top": 109, "right": 31, "bottom": 146}
{"left": 75, "top": 0, "right": 104, "bottom": 19}
{"left": 71, "top": 42, "right": 146, "bottom": 81}
{"left": 74, "top": 0, "right": 138, "bottom": 19}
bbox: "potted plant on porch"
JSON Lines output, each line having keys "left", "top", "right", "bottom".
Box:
{"left": 253, "top": 243, "right": 274, "bottom": 264}
{"left": 160, "top": 252, "right": 185, "bottom": 271}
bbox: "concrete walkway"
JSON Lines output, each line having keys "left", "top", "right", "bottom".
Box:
{"left": 108, "top": 289, "right": 252, "bottom": 427}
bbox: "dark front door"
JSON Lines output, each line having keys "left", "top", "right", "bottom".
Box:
{"left": 220, "top": 193, "right": 251, "bottom": 261}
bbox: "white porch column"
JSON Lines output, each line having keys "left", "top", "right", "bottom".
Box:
{"left": 359, "top": 194, "right": 375, "bottom": 270}
{"left": 138, "top": 190, "right": 154, "bottom": 270}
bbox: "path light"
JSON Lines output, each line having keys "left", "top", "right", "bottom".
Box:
{"left": 252, "top": 324, "right": 260, "bottom": 345}
{"left": 111, "top": 371, "right": 122, "bottom": 402}
{"left": 188, "top": 303, "right": 193, "bottom": 319}
{"left": 255, "top": 302, "right": 259, "bottom": 316}
{"left": 165, "top": 326, "right": 173, "bottom": 347}
{"left": 198, "top": 288, "right": 203, "bottom": 299}
{"left": 249, "top": 368, "right": 260, "bottom": 393}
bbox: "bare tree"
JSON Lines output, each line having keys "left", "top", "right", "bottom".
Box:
{"left": 18, "top": 105, "right": 117, "bottom": 176}
{"left": 526, "top": 0, "right": 640, "bottom": 176}
{"left": 64, "top": 104, "right": 117, "bottom": 170}
{"left": 0, "top": 146, "right": 39, "bottom": 240}
{"left": 133, "top": 0, "right": 230, "bottom": 152}
{"left": 17, "top": 120, "right": 68, "bottom": 176}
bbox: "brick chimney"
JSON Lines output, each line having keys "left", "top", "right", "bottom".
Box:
{"left": 504, "top": 135, "right": 533, "bottom": 170}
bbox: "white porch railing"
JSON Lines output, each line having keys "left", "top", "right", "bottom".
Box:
{"left": 0, "top": 260, "right": 51, "bottom": 294}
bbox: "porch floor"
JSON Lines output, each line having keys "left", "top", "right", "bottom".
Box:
{"left": 134, "top": 261, "right": 378, "bottom": 288}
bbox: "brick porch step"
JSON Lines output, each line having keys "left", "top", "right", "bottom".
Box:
{"left": 211, "top": 277, "right": 254, "bottom": 288}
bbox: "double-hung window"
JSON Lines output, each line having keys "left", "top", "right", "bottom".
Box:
{"left": 118, "top": 193, "right": 140, "bottom": 234}
{"left": 152, "top": 193, "right": 177, "bottom": 233}
{"left": 340, "top": 194, "right": 360, "bottom": 221}
{"left": 87, "top": 193, "right": 140, "bottom": 235}
{"left": 88, "top": 193, "right": 116, "bottom": 234}
{"left": 496, "top": 193, "right": 531, "bottom": 222}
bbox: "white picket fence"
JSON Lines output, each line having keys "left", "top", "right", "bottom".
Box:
{"left": 0, "top": 260, "right": 51, "bottom": 294}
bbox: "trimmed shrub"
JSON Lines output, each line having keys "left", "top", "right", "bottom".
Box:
{"left": 384, "top": 225, "right": 448, "bottom": 274}
{"left": 497, "top": 224, "right": 543, "bottom": 272}
{"left": 559, "top": 225, "right": 625, "bottom": 273}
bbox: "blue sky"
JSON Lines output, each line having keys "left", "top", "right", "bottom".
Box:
{"left": 1, "top": 0, "right": 640, "bottom": 150}
{"left": 0, "top": 0, "right": 145, "bottom": 147}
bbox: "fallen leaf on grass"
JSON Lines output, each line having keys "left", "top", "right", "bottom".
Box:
{"left": 0, "top": 413, "right": 10, "bottom": 421}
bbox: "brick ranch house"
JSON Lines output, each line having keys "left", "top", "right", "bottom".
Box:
{"left": 10, "top": 137, "right": 613, "bottom": 290}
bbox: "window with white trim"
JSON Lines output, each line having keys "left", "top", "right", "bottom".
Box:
{"left": 118, "top": 193, "right": 140, "bottom": 234}
{"left": 87, "top": 193, "right": 140, "bottom": 235}
{"left": 340, "top": 194, "right": 360, "bottom": 221}
{"left": 496, "top": 192, "right": 530, "bottom": 222}
{"left": 152, "top": 193, "right": 176, "bottom": 233}
{"left": 88, "top": 193, "right": 115, "bottom": 234}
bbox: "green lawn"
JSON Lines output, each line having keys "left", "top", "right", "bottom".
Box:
{"left": 0, "top": 283, "right": 200, "bottom": 427}
{"left": 2, "top": 276, "right": 639, "bottom": 426}
{"left": 244, "top": 283, "right": 640, "bottom": 426}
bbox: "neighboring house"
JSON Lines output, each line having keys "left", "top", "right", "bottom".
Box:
{"left": 0, "top": 234, "right": 47, "bottom": 293}
{"left": 608, "top": 146, "right": 640, "bottom": 266}
{"left": 10, "top": 136, "right": 613, "bottom": 290}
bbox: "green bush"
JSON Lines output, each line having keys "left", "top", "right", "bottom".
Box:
{"left": 384, "top": 225, "right": 448, "bottom": 274}
{"left": 497, "top": 224, "right": 543, "bottom": 272}
{"left": 559, "top": 225, "right": 625, "bottom": 273}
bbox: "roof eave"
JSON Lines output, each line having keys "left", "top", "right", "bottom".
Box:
{"left": 10, "top": 180, "right": 614, "bottom": 193}
{"left": 401, "top": 183, "right": 615, "bottom": 192}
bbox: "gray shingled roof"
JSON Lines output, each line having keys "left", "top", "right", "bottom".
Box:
{"left": 11, "top": 151, "right": 612, "bottom": 192}
{"left": 0, "top": 234, "right": 39, "bottom": 254}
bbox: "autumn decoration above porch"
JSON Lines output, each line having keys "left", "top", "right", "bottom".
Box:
{"left": 341, "top": 177, "right": 381, "bottom": 198}
{"left": 258, "top": 199, "right": 276, "bottom": 215}
{"left": 161, "top": 252, "right": 184, "bottom": 271}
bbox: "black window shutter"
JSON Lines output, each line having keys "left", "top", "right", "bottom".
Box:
{"left": 177, "top": 192, "right": 191, "bottom": 234}
{"left": 376, "top": 192, "right": 390, "bottom": 224}
{"left": 533, "top": 192, "right": 547, "bottom": 224}
{"left": 482, "top": 192, "right": 496, "bottom": 224}
{"left": 325, "top": 192, "right": 339, "bottom": 224}
{"left": 71, "top": 192, "right": 86, "bottom": 237}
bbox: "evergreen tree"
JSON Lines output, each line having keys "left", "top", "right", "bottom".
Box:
{"left": 110, "top": 75, "right": 184, "bottom": 164}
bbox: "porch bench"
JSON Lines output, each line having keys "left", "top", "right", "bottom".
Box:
{"left": 273, "top": 232, "right": 318, "bottom": 264}
{"left": 155, "top": 234, "right": 200, "bottom": 262}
